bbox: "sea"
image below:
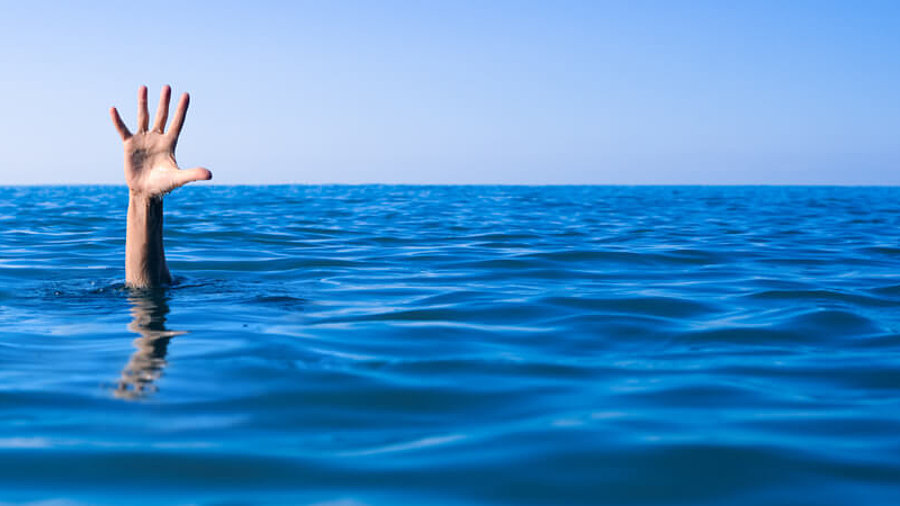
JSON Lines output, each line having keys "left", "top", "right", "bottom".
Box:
{"left": 1, "top": 185, "right": 899, "bottom": 505}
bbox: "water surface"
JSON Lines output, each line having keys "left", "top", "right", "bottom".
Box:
{"left": 2, "top": 185, "right": 900, "bottom": 504}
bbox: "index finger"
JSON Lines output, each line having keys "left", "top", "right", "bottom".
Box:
{"left": 110, "top": 107, "right": 132, "bottom": 140}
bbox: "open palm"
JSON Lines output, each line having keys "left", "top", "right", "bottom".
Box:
{"left": 111, "top": 85, "right": 211, "bottom": 197}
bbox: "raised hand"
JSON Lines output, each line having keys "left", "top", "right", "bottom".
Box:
{"left": 113, "top": 85, "right": 212, "bottom": 288}
{"left": 111, "top": 85, "right": 211, "bottom": 197}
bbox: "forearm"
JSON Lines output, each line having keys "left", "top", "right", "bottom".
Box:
{"left": 126, "top": 191, "right": 171, "bottom": 288}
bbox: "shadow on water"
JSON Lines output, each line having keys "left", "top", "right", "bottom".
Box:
{"left": 115, "top": 289, "right": 185, "bottom": 400}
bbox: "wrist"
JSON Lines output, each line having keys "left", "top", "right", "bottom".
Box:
{"left": 129, "top": 187, "right": 161, "bottom": 203}
{"left": 128, "top": 191, "right": 163, "bottom": 227}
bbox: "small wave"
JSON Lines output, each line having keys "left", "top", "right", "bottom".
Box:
{"left": 339, "top": 434, "right": 467, "bottom": 457}
{"left": 786, "top": 309, "right": 883, "bottom": 338}
{"left": 543, "top": 295, "right": 717, "bottom": 319}
{"left": 678, "top": 327, "right": 810, "bottom": 347}
{"left": 743, "top": 288, "right": 897, "bottom": 309}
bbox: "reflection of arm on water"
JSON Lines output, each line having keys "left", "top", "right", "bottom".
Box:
{"left": 115, "top": 291, "right": 185, "bottom": 400}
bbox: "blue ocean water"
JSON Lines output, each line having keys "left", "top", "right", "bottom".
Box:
{"left": 1, "top": 185, "right": 900, "bottom": 505}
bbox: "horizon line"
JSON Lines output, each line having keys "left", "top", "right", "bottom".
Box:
{"left": 3, "top": 183, "right": 900, "bottom": 188}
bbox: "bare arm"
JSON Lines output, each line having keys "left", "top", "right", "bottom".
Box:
{"left": 111, "top": 86, "right": 212, "bottom": 288}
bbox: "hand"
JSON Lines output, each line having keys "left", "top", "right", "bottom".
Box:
{"left": 111, "top": 85, "right": 211, "bottom": 197}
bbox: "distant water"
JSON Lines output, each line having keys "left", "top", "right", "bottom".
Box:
{"left": 2, "top": 185, "right": 900, "bottom": 505}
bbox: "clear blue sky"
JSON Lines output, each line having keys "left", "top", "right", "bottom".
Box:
{"left": 1, "top": 0, "right": 898, "bottom": 185}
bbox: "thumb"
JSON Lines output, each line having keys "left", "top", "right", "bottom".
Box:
{"left": 175, "top": 167, "right": 213, "bottom": 186}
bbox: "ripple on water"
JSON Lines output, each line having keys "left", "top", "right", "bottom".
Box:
{"left": 2, "top": 185, "right": 900, "bottom": 504}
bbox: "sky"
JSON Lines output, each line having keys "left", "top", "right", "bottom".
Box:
{"left": 0, "top": 0, "right": 898, "bottom": 185}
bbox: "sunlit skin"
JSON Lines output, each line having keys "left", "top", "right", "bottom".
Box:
{"left": 110, "top": 85, "right": 212, "bottom": 287}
